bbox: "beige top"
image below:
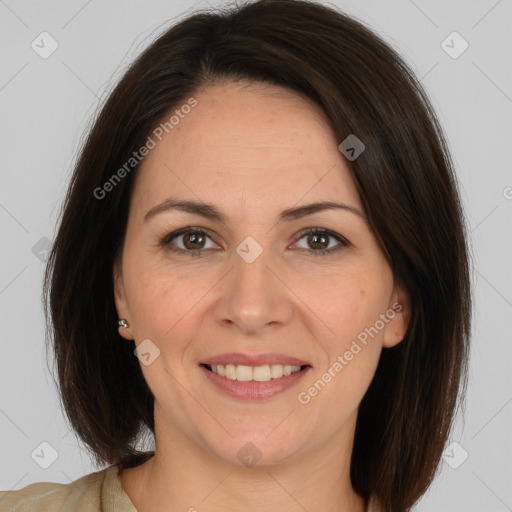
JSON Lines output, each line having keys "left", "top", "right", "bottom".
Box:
{"left": 0, "top": 465, "right": 136, "bottom": 512}
{"left": 0, "top": 465, "right": 379, "bottom": 511}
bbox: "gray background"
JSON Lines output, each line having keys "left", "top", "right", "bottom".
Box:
{"left": 0, "top": 0, "right": 511, "bottom": 510}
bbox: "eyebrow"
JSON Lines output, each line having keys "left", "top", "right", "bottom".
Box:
{"left": 143, "top": 197, "right": 365, "bottom": 224}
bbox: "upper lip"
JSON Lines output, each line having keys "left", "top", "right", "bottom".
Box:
{"left": 200, "top": 352, "right": 311, "bottom": 367}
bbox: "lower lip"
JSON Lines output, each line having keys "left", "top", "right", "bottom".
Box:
{"left": 199, "top": 365, "right": 311, "bottom": 401}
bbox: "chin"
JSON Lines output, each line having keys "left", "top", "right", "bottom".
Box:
{"left": 202, "top": 426, "right": 309, "bottom": 469}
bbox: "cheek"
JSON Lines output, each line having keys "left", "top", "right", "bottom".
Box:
{"left": 320, "top": 286, "right": 384, "bottom": 383}
{"left": 308, "top": 269, "right": 391, "bottom": 345}
{"left": 299, "top": 290, "right": 384, "bottom": 428}
{"left": 124, "top": 257, "right": 217, "bottom": 361}
{"left": 302, "top": 270, "right": 391, "bottom": 400}
{"left": 124, "top": 263, "right": 199, "bottom": 396}
{"left": 124, "top": 260, "right": 188, "bottom": 339}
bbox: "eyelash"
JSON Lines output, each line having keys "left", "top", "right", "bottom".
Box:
{"left": 159, "top": 226, "right": 349, "bottom": 258}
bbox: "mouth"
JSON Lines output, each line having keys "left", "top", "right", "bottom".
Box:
{"left": 199, "top": 361, "right": 312, "bottom": 401}
{"left": 201, "top": 363, "right": 310, "bottom": 382}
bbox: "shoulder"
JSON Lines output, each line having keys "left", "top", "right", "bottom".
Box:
{"left": 0, "top": 466, "right": 115, "bottom": 512}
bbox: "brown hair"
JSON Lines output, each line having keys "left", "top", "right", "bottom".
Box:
{"left": 43, "top": 1, "right": 471, "bottom": 510}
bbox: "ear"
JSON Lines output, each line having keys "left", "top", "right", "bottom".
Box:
{"left": 382, "top": 281, "right": 411, "bottom": 348}
{"left": 113, "top": 258, "right": 134, "bottom": 340}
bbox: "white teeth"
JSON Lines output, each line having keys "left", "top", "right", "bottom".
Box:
{"left": 206, "top": 363, "right": 302, "bottom": 381}
{"left": 236, "top": 365, "right": 253, "bottom": 382}
{"left": 270, "top": 364, "right": 283, "bottom": 378}
{"left": 225, "top": 364, "right": 237, "bottom": 380}
{"left": 253, "top": 365, "right": 272, "bottom": 382}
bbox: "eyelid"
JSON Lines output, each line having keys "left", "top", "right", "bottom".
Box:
{"left": 290, "top": 227, "right": 350, "bottom": 256}
{"left": 292, "top": 227, "right": 349, "bottom": 246}
{"left": 160, "top": 226, "right": 350, "bottom": 256}
{"left": 161, "top": 226, "right": 222, "bottom": 248}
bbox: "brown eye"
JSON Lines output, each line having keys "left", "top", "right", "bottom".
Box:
{"left": 161, "top": 228, "right": 219, "bottom": 257}
{"left": 293, "top": 228, "right": 349, "bottom": 256}
{"left": 307, "top": 232, "right": 329, "bottom": 250}
{"left": 182, "top": 231, "right": 206, "bottom": 250}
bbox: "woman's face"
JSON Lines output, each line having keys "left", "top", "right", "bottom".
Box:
{"left": 114, "top": 80, "right": 409, "bottom": 467}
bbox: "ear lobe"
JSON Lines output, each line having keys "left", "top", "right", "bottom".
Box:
{"left": 382, "top": 283, "right": 411, "bottom": 348}
{"left": 113, "top": 260, "right": 133, "bottom": 340}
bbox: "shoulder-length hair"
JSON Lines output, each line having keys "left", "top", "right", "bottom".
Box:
{"left": 43, "top": 1, "right": 471, "bottom": 510}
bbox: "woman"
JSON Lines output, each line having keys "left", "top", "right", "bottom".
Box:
{"left": 0, "top": 0, "right": 471, "bottom": 511}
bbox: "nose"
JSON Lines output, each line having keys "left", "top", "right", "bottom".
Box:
{"left": 215, "top": 243, "right": 294, "bottom": 334}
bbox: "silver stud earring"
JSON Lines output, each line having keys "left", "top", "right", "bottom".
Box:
{"left": 118, "top": 319, "right": 129, "bottom": 328}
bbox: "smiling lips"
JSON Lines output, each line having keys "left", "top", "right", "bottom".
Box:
{"left": 200, "top": 352, "right": 311, "bottom": 381}
{"left": 205, "top": 363, "right": 303, "bottom": 382}
{"left": 200, "top": 352, "right": 312, "bottom": 399}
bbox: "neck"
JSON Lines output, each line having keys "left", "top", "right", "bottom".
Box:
{"left": 120, "top": 407, "right": 366, "bottom": 512}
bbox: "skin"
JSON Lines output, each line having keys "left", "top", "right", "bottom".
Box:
{"left": 113, "top": 80, "right": 410, "bottom": 512}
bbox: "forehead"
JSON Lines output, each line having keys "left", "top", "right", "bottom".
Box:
{"left": 131, "top": 81, "right": 361, "bottom": 215}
